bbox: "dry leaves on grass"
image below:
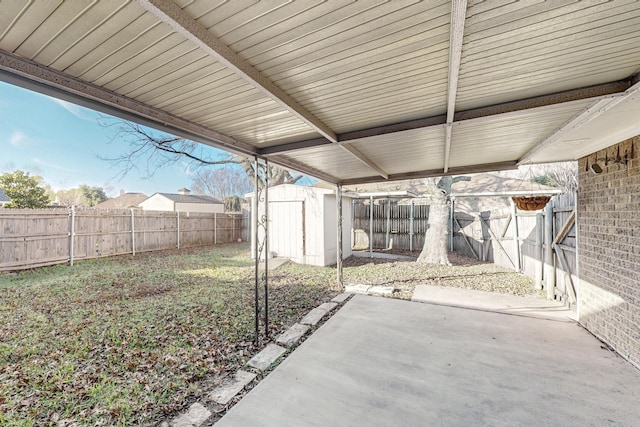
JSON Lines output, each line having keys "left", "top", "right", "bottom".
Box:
{"left": 0, "top": 244, "right": 337, "bottom": 426}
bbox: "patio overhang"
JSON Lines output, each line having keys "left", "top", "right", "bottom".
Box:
{"left": 1, "top": 1, "right": 640, "bottom": 185}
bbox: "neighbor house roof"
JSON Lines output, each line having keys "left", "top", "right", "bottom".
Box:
{"left": 95, "top": 193, "right": 148, "bottom": 209}
{"left": 1, "top": 3, "right": 639, "bottom": 185}
{"left": 153, "top": 193, "right": 222, "bottom": 204}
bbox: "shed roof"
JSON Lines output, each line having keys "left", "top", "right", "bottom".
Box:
{"left": 0, "top": 187, "right": 9, "bottom": 203}
{"left": 1, "top": 1, "right": 639, "bottom": 185}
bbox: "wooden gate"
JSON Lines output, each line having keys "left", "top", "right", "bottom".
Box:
{"left": 452, "top": 193, "right": 577, "bottom": 305}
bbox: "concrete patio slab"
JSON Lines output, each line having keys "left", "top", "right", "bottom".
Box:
{"left": 218, "top": 295, "right": 640, "bottom": 426}
{"left": 412, "top": 285, "right": 576, "bottom": 322}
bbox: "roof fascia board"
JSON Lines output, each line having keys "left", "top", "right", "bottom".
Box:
{"left": 339, "top": 161, "right": 518, "bottom": 186}
{"left": 519, "top": 78, "right": 640, "bottom": 164}
{"left": 135, "top": 0, "right": 337, "bottom": 143}
{"left": 0, "top": 51, "right": 257, "bottom": 157}
{"left": 443, "top": 0, "right": 467, "bottom": 173}
{"left": 451, "top": 189, "right": 562, "bottom": 198}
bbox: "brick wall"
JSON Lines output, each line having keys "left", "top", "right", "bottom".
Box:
{"left": 577, "top": 136, "right": 640, "bottom": 369}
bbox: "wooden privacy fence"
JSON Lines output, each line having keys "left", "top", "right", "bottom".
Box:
{"left": 352, "top": 194, "right": 577, "bottom": 305}
{"left": 352, "top": 200, "right": 430, "bottom": 251}
{"left": 0, "top": 208, "right": 243, "bottom": 271}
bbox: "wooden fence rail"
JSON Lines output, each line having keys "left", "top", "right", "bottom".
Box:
{"left": 0, "top": 208, "right": 243, "bottom": 271}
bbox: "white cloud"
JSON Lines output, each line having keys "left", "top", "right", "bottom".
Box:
{"left": 51, "top": 98, "right": 94, "bottom": 121}
{"left": 9, "top": 131, "right": 27, "bottom": 146}
{"left": 33, "top": 158, "right": 79, "bottom": 173}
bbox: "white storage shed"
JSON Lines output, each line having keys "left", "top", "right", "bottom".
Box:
{"left": 248, "top": 184, "right": 352, "bottom": 267}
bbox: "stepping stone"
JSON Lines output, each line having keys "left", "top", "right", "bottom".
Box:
{"left": 345, "top": 284, "right": 372, "bottom": 294}
{"left": 208, "top": 370, "right": 256, "bottom": 405}
{"left": 300, "top": 307, "right": 329, "bottom": 326}
{"left": 247, "top": 344, "right": 287, "bottom": 371}
{"left": 332, "top": 292, "right": 352, "bottom": 303}
{"left": 368, "top": 286, "right": 395, "bottom": 297}
{"left": 170, "top": 402, "right": 211, "bottom": 427}
{"left": 276, "top": 323, "right": 310, "bottom": 347}
{"left": 318, "top": 302, "right": 338, "bottom": 312}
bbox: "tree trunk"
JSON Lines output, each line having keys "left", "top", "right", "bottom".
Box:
{"left": 417, "top": 199, "right": 451, "bottom": 265}
{"left": 417, "top": 177, "right": 457, "bottom": 265}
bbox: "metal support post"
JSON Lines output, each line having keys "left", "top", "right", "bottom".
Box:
{"left": 253, "top": 157, "right": 260, "bottom": 342}
{"left": 253, "top": 157, "right": 270, "bottom": 342}
{"left": 336, "top": 184, "right": 343, "bottom": 289}
{"left": 510, "top": 200, "right": 521, "bottom": 272}
{"left": 385, "top": 198, "right": 391, "bottom": 249}
{"left": 263, "top": 159, "right": 269, "bottom": 338}
{"left": 369, "top": 195, "right": 373, "bottom": 258}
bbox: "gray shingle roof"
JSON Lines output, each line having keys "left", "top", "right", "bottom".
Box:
{"left": 0, "top": 188, "right": 9, "bottom": 203}
{"left": 158, "top": 193, "right": 222, "bottom": 204}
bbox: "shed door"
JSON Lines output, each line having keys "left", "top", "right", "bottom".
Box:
{"left": 269, "top": 201, "right": 304, "bottom": 260}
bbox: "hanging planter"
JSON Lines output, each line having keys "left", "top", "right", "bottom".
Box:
{"left": 512, "top": 196, "right": 551, "bottom": 211}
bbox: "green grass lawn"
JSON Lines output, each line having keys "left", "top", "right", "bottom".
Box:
{"left": 0, "top": 243, "right": 337, "bottom": 426}
{"left": 0, "top": 244, "right": 536, "bottom": 425}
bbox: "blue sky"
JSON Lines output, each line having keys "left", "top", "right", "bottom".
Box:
{"left": 0, "top": 81, "right": 241, "bottom": 196}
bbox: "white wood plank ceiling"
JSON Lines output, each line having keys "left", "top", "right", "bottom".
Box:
{"left": 1, "top": 0, "right": 640, "bottom": 185}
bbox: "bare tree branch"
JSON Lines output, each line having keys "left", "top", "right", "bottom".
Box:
{"left": 98, "top": 117, "right": 305, "bottom": 188}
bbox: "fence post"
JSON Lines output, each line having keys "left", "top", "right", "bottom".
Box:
{"left": 544, "top": 201, "right": 555, "bottom": 299}
{"left": 214, "top": 212, "right": 217, "bottom": 244}
{"left": 510, "top": 200, "right": 521, "bottom": 272}
{"left": 131, "top": 208, "right": 136, "bottom": 256}
{"left": 68, "top": 206, "right": 75, "bottom": 266}
{"left": 534, "top": 212, "right": 543, "bottom": 290}
{"left": 176, "top": 211, "right": 180, "bottom": 249}
{"left": 410, "top": 200, "right": 415, "bottom": 252}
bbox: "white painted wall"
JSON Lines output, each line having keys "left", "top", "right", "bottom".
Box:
{"left": 139, "top": 194, "right": 174, "bottom": 211}
{"left": 174, "top": 202, "right": 224, "bottom": 213}
{"left": 139, "top": 194, "right": 223, "bottom": 213}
